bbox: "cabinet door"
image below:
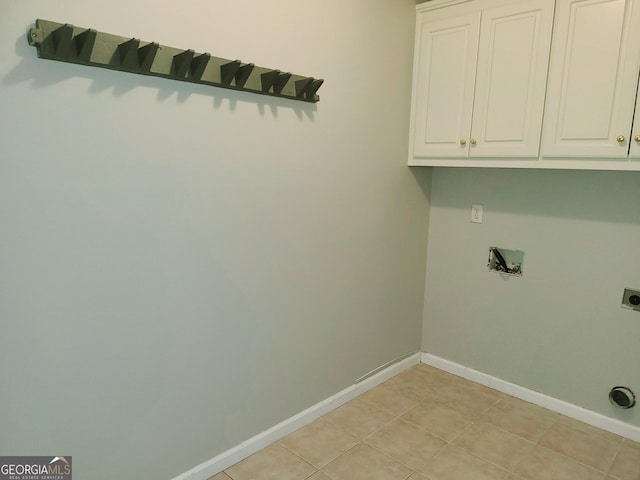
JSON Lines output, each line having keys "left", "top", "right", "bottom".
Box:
{"left": 541, "top": 0, "right": 640, "bottom": 158}
{"left": 470, "top": 0, "right": 554, "bottom": 157}
{"left": 411, "top": 10, "right": 480, "bottom": 158}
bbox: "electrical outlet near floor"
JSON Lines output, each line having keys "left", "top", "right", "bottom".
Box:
{"left": 621, "top": 288, "right": 640, "bottom": 312}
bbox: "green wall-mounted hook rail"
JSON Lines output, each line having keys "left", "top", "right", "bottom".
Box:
{"left": 27, "top": 19, "right": 324, "bottom": 103}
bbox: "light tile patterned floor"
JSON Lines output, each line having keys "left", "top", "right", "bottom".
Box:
{"left": 209, "top": 364, "right": 640, "bottom": 480}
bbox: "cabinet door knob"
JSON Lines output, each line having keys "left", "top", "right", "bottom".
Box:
{"left": 634, "top": 134, "right": 640, "bottom": 143}
{"left": 460, "top": 139, "right": 467, "bottom": 146}
{"left": 470, "top": 138, "right": 477, "bottom": 145}
{"left": 617, "top": 135, "right": 626, "bottom": 143}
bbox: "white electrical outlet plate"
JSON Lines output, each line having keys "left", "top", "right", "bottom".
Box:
{"left": 471, "top": 204, "right": 483, "bottom": 223}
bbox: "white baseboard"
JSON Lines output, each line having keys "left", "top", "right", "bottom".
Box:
{"left": 421, "top": 353, "right": 640, "bottom": 442}
{"left": 174, "top": 350, "right": 640, "bottom": 480}
{"left": 172, "top": 352, "right": 421, "bottom": 480}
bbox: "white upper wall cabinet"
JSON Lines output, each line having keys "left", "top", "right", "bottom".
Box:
{"left": 541, "top": 0, "right": 640, "bottom": 159}
{"left": 409, "top": 0, "right": 555, "bottom": 163}
{"left": 409, "top": 0, "right": 640, "bottom": 170}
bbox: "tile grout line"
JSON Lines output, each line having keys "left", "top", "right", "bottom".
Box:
{"left": 219, "top": 364, "right": 636, "bottom": 480}
{"left": 356, "top": 372, "right": 450, "bottom": 477}
{"left": 342, "top": 368, "right": 517, "bottom": 479}
{"left": 317, "top": 441, "right": 364, "bottom": 480}
{"left": 424, "top": 372, "right": 628, "bottom": 479}
{"left": 520, "top": 443, "right": 618, "bottom": 478}
{"left": 318, "top": 441, "right": 418, "bottom": 480}
{"left": 533, "top": 416, "right": 625, "bottom": 475}
{"left": 600, "top": 435, "right": 625, "bottom": 479}
{"left": 516, "top": 412, "right": 627, "bottom": 479}
{"left": 361, "top": 438, "right": 444, "bottom": 479}
{"left": 276, "top": 434, "right": 349, "bottom": 475}
{"left": 285, "top": 380, "right": 427, "bottom": 480}
{"left": 392, "top": 382, "right": 617, "bottom": 480}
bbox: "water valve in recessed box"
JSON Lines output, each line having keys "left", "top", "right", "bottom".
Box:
{"left": 621, "top": 288, "right": 640, "bottom": 312}
{"left": 488, "top": 247, "right": 524, "bottom": 276}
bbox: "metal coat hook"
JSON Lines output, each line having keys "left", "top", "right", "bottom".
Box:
{"left": 28, "top": 19, "right": 324, "bottom": 103}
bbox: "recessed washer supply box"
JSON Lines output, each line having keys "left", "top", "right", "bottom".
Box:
{"left": 621, "top": 288, "right": 640, "bottom": 312}
{"left": 488, "top": 247, "right": 524, "bottom": 276}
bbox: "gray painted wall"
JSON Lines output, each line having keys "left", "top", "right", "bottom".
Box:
{"left": 0, "top": 1, "right": 430, "bottom": 478}
{"left": 423, "top": 167, "right": 640, "bottom": 428}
